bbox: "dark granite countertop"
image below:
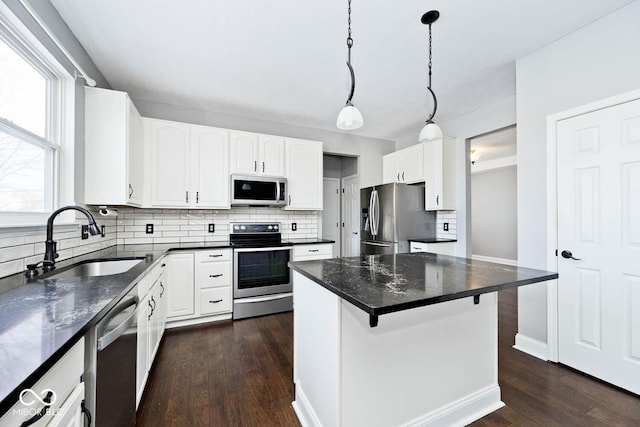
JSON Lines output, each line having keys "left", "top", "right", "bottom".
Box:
{"left": 289, "top": 252, "right": 558, "bottom": 327}
{"left": 408, "top": 238, "right": 457, "bottom": 243}
{"left": 0, "top": 237, "right": 334, "bottom": 413}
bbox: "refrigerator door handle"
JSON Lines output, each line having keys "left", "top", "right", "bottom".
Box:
{"left": 362, "top": 241, "right": 392, "bottom": 247}
{"left": 372, "top": 190, "right": 380, "bottom": 236}
{"left": 368, "top": 190, "right": 376, "bottom": 237}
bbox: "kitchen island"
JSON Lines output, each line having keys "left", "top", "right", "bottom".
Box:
{"left": 288, "top": 252, "right": 558, "bottom": 427}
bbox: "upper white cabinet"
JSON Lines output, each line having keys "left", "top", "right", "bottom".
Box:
{"left": 84, "top": 87, "right": 143, "bottom": 206}
{"left": 285, "top": 138, "right": 323, "bottom": 210}
{"left": 424, "top": 136, "right": 456, "bottom": 211}
{"left": 229, "top": 131, "right": 286, "bottom": 176}
{"left": 382, "top": 143, "right": 424, "bottom": 184}
{"left": 146, "top": 118, "right": 230, "bottom": 208}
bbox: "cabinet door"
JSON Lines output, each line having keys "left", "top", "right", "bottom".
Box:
{"left": 229, "top": 131, "right": 259, "bottom": 175}
{"left": 190, "top": 125, "right": 230, "bottom": 208}
{"left": 150, "top": 120, "right": 191, "bottom": 206}
{"left": 148, "top": 281, "right": 162, "bottom": 366}
{"left": 166, "top": 253, "right": 195, "bottom": 318}
{"left": 285, "top": 138, "right": 323, "bottom": 210}
{"left": 402, "top": 144, "right": 425, "bottom": 184}
{"left": 424, "top": 139, "right": 444, "bottom": 210}
{"left": 382, "top": 151, "right": 402, "bottom": 184}
{"left": 259, "top": 135, "right": 286, "bottom": 176}
{"left": 127, "top": 101, "right": 144, "bottom": 205}
{"left": 158, "top": 272, "right": 167, "bottom": 338}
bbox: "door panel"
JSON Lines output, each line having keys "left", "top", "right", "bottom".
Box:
{"left": 557, "top": 97, "right": 640, "bottom": 394}
{"left": 322, "top": 178, "right": 341, "bottom": 257}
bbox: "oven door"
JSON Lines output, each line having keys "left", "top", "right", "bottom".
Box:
{"left": 233, "top": 246, "right": 292, "bottom": 298}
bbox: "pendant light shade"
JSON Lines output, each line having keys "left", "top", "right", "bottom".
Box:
{"left": 337, "top": 104, "right": 364, "bottom": 130}
{"left": 337, "top": 0, "right": 363, "bottom": 130}
{"left": 419, "top": 10, "right": 442, "bottom": 142}
{"left": 418, "top": 122, "right": 443, "bottom": 142}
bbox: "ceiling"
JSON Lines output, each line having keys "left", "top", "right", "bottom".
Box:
{"left": 50, "top": 0, "right": 633, "bottom": 145}
{"left": 470, "top": 126, "right": 516, "bottom": 163}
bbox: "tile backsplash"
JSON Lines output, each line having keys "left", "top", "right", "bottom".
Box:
{"left": 0, "top": 207, "right": 318, "bottom": 279}
{"left": 436, "top": 211, "right": 457, "bottom": 239}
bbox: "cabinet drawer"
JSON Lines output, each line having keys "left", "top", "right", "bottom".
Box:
{"left": 196, "top": 261, "right": 231, "bottom": 288}
{"left": 199, "top": 287, "right": 232, "bottom": 315}
{"left": 293, "top": 244, "right": 332, "bottom": 260}
{"left": 195, "top": 249, "right": 231, "bottom": 263}
{"left": 0, "top": 338, "right": 84, "bottom": 427}
{"left": 410, "top": 242, "right": 428, "bottom": 253}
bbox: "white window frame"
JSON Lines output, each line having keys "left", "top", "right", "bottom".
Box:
{"left": 0, "top": 3, "right": 75, "bottom": 228}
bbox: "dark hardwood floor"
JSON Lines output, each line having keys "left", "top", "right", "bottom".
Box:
{"left": 137, "top": 289, "right": 640, "bottom": 426}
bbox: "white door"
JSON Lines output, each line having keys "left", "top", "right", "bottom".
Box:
{"left": 150, "top": 120, "right": 190, "bottom": 206}
{"left": 557, "top": 97, "right": 640, "bottom": 394}
{"left": 342, "top": 174, "right": 360, "bottom": 257}
{"left": 190, "top": 125, "right": 230, "bottom": 208}
{"left": 322, "top": 178, "right": 341, "bottom": 257}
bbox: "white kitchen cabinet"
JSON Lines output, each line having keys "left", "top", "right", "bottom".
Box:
{"left": 229, "top": 131, "right": 286, "bottom": 177}
{"left": 84, "top": 87, "right": 143, "bottom": 206}
{"left": 424, "top": 136, "right": 456, "bottom": 210}
{"left": 147, "top": 118, "right": 230, "bottom": 208}
{"left": 409, "top": 241, "right": 456, "bottom": 256}
{"left": 292, "top": 243, "right": 333, "bottom": 261}
{"left": 0, "top": 338, "right": 84, "bottom": 427}
{"left": 285, "top": 138, "right": 324, "bottom": 210}
{"left": 166, "top": 252, "right": 195, "bottom": 318}
{"left": 382, "top": 143, "right": 425, "bottom": 184}
{"left": 166, "top": 249, "right": 233, "bottom": 327}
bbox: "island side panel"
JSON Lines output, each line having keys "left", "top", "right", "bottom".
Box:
{"left": 340, "top": 293, "right": 503, "bottom": 427}
{"left": 292, "top": 272, "right": 341, "bottom": 427}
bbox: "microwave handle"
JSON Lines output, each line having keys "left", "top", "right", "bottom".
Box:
{"left": 276, "top": 180, "right": 281, "bottom": 202}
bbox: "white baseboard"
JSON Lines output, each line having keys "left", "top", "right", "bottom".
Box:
{"left": 513, "top": 333, "right": 549, "bottom": 361}
{"left": 292, "top": 385, "right": 322, "bottom": 427}
{"left": 401, "top": 385, "right": 504, "bottom": 427}
{"left": 471, "top": 254, "right": 518, "bottom": 266}
{"left": 165, "top": 313, "right": 232, "bottom": 329}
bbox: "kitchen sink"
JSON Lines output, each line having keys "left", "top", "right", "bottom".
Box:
{"left": 40, "top": 258, "right": 145, "bottom": 280}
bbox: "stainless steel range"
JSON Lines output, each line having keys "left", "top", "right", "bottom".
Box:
{"left": 230, "top": 223, "right": 293, "bottom": 319}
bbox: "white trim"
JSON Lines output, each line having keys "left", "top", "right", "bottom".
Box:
{"left": 292, "top": 384, "right": 323, "bottom": 427}
{"left": 470, "top": 254, "right": 518, "bottom": 266}
{"left": 165, "top": 313, "right": 232, "bottom": 329}
{"left": 513, "top": 333, "right": 549, "bottom": 361}
{"left": 400, "top": 385, "right": 504, "bottom": 427}
{"left": 470, "top": 155, "right": 517, "bottom": 174}
{"left": 545, "top": 88, "right": 640, "bottom": 364}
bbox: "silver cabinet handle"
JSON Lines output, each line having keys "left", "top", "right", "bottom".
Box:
{"left": 129, "top": 184, "right": 133, "bottom": 198}
{"left": 209, "top": 274, "right": 223, "bottom": 278}
{"left": 160, "top": 282, "right": 165, "bottom": 297}
{"left": 186, "top": 191, "right": 189, "bottom": 203}
{"left": 308, "top": 249, "right": 319, "bottom": 253}
{"left": 262, "top": 161, "right": 265, "bottom": 172}
{"left": 254, "top": 160, "right": 257, "bottom": 172}
{"left": 209, "top": 299, "right": 223, "bottom": 304}
{"left": 289, "top": 195, "right": 292, "bottom": 205}
{"left": 196, "top": 191, "right": 199, "bottom": 203}
{"left": 436, "top": 195, "right": 439, "bottom": 206}
{"left": 402, "top": 172, "right": 405, "bottom": 181}
{"left": 209, "top": 254, "right": 223, "bottom": 258}
{"left": 397, "top": 172, "right": 400, "bottom": 181}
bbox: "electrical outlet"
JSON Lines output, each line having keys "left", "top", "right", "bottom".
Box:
{"left": 208, "top": 223, "right": 215, "bottom": 233}
{"left": 81, "top": 225, "right": 89, "bottom": 240}
{"left": 443, "top": 222, "right": 449, "bottom": 231}
{"left": 101, "top": 225, "right": 106, "bottom": 238}
{"left": 146, "top": 224, "right": 154, "bottom": 234}
{"left": 292, "top": 222, "right": 297, "bottom": 231}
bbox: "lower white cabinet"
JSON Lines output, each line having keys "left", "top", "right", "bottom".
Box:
{"left": 0, "top": 338, "right": 85, "bottom": 427}
{"left": 292, "top": 243, "right": 333, "bottom": 261}
{"left": 409, "top": 241, "right": 456, "bottom": 256}
{"left": 136, "top": 260, "right": 167, "bottom": 408}
{"left": 167, "top": 249, "right": 233, "bottom": 326}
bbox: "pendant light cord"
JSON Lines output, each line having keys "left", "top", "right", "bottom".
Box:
{"left": 425, "top": 22, "right": 438, "bottom": 123}
{"left": 345, "top": 0, "right": 356, "bottom": 105}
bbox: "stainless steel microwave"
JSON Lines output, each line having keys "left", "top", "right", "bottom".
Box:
{"left": 230, "top": 175, "right": 287, "bottom": 207}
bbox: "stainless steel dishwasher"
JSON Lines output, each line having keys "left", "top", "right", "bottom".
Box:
{"left": 84, "top": 285, "right": 138, "bottom": 426}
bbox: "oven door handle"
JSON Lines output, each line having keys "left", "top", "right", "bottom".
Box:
{"left": 233, "top": 246, "right": 293, "bottom": 253}
{"left": 234, "top": 293, "right": 293, "bottom": 304}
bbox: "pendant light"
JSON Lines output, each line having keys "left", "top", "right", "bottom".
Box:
{"left": 418, "top": 10, "right": 443, "bottom": 142}
{"left": 336, "top": 0, "right": 363, "bottom": 130}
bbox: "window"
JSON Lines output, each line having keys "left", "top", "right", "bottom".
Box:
{"left": 0, "top": 6, "right": 74, "bottom": 227}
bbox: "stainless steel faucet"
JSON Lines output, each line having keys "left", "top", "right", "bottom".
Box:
{"left": 26, "top": 206, "right": 101, "bottom": 277}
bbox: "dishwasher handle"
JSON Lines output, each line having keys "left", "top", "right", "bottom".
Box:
{"left": 97, "top": 295, "right": 138, "bottom": 351}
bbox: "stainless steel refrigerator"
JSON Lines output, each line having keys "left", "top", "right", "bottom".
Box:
{"left": 361, "top": 183, "right": 435, "bottom": 255}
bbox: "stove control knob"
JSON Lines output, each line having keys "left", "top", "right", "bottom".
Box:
{"left": 268, "top": 225, "right": 273, "bottom": 230}
{"left": 234, "top": 225, "right": 239, "bottom": 230}
{"left": 274, "top": 225, "right": 279, "bottom": 231}
{"left": 240, "top": 225, "right": 246, "bottom": 230}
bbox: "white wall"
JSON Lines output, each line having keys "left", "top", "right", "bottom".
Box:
{"left": 438, "top": 95, "right": 517, "bottom": 257}
{"left": 516, "top": 0, "right": 640, "bottom": 344}
{"left": 135, "top": 100, "right": 394, "bottom": 189}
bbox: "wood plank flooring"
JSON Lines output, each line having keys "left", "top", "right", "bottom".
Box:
{"left": 137, "top": 289, "right": 640, "bottom": 426}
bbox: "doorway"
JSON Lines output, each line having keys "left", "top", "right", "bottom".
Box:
{"left": 469, "top": 126, "right": 518, "bottom": 265}
{"left": 321, "top": 154, "right": 358, "bottom": 257}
